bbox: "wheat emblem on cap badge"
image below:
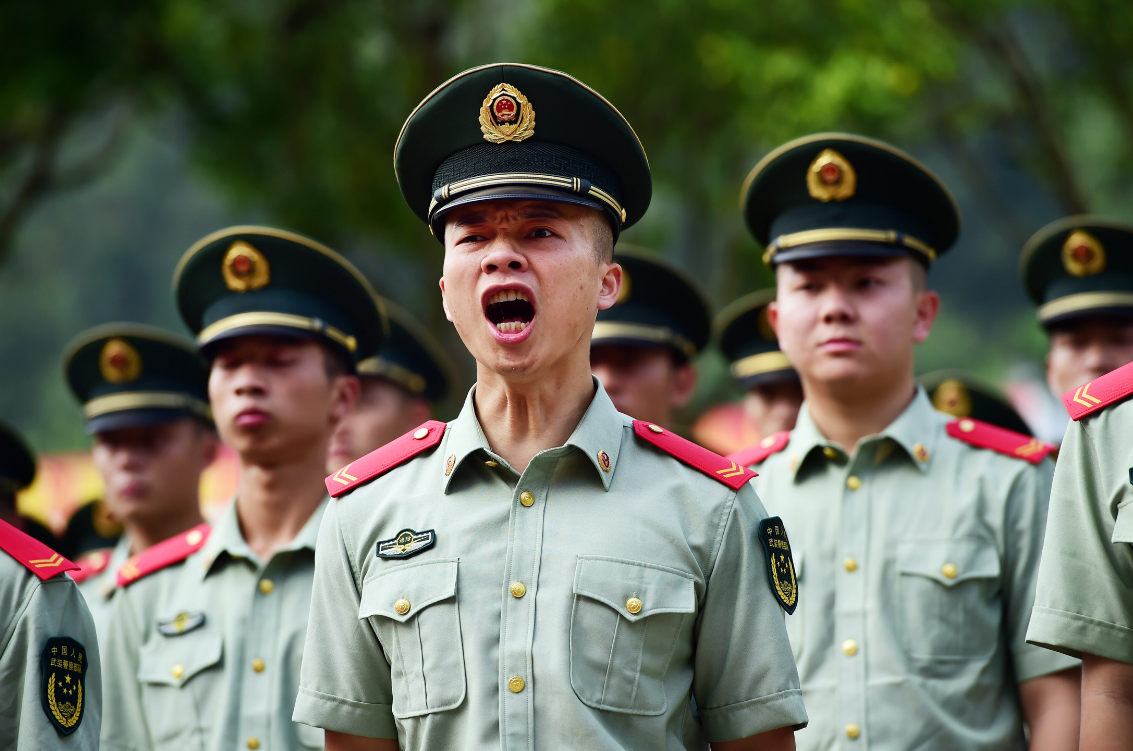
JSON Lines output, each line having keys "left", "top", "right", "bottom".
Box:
{"left": 480, "top": 83, "right": 535, "bottom": 143}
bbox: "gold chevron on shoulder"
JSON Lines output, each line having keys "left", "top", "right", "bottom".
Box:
{"left": 716, "top": 461, "right": 745, "bottom": 478}
{"left": 330, "top": 465, "right": 359, "bottom": 485}
{"left": 1072, "top": 382, "right": 1102, "bottom": 407}
{"left": 30, "top": 553, "right": 65, "bottom": 569}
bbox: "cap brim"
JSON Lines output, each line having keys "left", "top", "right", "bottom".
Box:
{"left": 771, "top": 241, "right": 913, "bottom": 266}
{"left": 430, "top": 186, "right": 613, "bottom": 239}
{"left": 199, "top": 324, "right": 356, "bottom": 368}
{"left": 87, "top": 408, "right": 206, "bottom": 435}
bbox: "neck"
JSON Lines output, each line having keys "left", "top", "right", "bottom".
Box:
{"left": 234, "top": 444, "right": 328, "bottom": 562}
{"left": 802, "top": 369, "right": 918, "bottom": 454}
{"left": 124, "top": 503, "right": 205, "bottom": 555}
{"left": 474, "top": 355, "right": 595, "bottom": 472}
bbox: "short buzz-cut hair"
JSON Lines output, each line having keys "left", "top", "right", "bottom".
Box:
{"left": 590, "top": 213, "right": 615, "bottom": 263}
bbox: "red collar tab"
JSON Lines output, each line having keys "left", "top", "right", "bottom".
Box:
{"left": 633, "top": 420, "right": 758, "bottom": 490}
{"left": 1062, "top": 361, "right": 1133, "bottom": 421}
{"left": 117, "top": 523, "right": 211, "bottom": 588}
{"left": 326, "top": 420, "right": 447, "bottom": 498}
{"left": 727, "top": 432, "right": 790, "bottom": 467}
{"left": 0, "top": 519, "right": 77, "bottom": 581}
{"left": 945, "top": 418, "right": 1056, "bottom": 464}
{"left": 70, "top": 547, "right": 114, "bottom": 584}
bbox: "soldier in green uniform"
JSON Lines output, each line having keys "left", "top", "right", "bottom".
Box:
{"left": 1020, "top": 217, "right": 1133, "bottom": 399}
{"left": 293, "top": 63, "right": 807, "bottom": 751}
{"left": 589, "top": 247, "right": 709, "bottom": 430}
{"left": 0, "top": 518, "right": 102, "bottom": 749}
{"left": 63, "top": 323, "right": 218, "bottom": 640}
{"left": 100, "top": 227, "right": 383, "bottom": 751}
{"left": 1027, "top": 360, "right": 1133, "bottom": 749}
{"left": 0, "top": 420, "right": 59, "bottom": 551}
{"left": 737, "top": 134, "right": 1080, "bottom": 750}
{"left": 716, "top": 290, "right": 803, "bottom": 439}
{"left": 327, "top": 300, "right": 458, "bottom": 473}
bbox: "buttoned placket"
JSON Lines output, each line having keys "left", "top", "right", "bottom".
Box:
{"left": 835, "top": 441, "right": 871, "bottom": 746}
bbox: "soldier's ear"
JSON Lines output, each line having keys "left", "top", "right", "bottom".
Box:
{"left": 438, "top": 278, "right": 454, "bottom": 322}
{"left": 597, "top": 263, "right": 622, "bottom": 312}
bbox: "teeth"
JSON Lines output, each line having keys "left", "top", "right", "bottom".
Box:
{"left": 488, "top": 290, "right": 529, "bottom": 305}
{"left": 495, "top": 321, "right": 529, "bottom": 333}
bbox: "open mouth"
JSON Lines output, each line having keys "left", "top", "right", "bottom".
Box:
{"left": 485, "top": 289, "right": 535, "bottom": 333}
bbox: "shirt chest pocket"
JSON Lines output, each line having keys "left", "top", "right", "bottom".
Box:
{"left": 895, "top": 538, "right": 1002, "bottom": 661}
{"left": 569, "top": 556, "right": 696, "bottom": 715}
{"left": 359, "top": 558, "right": 465, "bottom": 719}
{"left": 1112, "top": 499, "right": 1133, "bottom": 544}
{"left": 137, "top": 630, "right": 223, "bottom": 750}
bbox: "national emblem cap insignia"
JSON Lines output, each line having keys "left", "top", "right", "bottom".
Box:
{"left": 757, "top": 516, "right": 798, "bottom": 614}
{"left": 100, "top": 338, "right": 142, "bottom": 384}
{"left": 932, "top": 378, "right": 972, "bottom": 418}
{"left": 1062, "top": 229, "right": 1106, "bottom": 277}
{"left": 377, "top": 528, "right": 436, "bottom": 559}
{"left": 222, "top": 240, "right": 271, "bottom": 292}
{"left": 807, "top": 148, "right": 857, "bottom": 203}
{"left": 480, "top": 83, "right": 536, "bottom": 143}
{"left": 40, "top": 636, "right": 87, "bottom": 735}
{"left": 157, "top": 611, "right": 206, "bottom": 637}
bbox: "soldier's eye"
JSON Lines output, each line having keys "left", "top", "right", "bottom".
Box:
{"left": 530, "top": 228, "right": 555, "bottom": 239}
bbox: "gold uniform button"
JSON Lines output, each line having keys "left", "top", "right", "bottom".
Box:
{"left": 626, "top": 597, "right": 643, "bottom": 614}
{"left": 959, "top": 419, "right": 975, "bottom": 433}
{"left": 510, "top": 582, "right": 526, "bottom": 598}
{"left": 842, "top": 639, "right": 858, "bottom": 656}
{"left": 822, "top": 446, "right": 838, "bottom": 459}
{"left": 845, "top": 723, "right": 861, "bottom": 740}
{"left": 413, "top": 427, "right": 430, "bottom": 440}
{"left": 846, "top": 475, "right": 862, "bottom": 490}
{"left": 648, "top": 424, "right": 664, "bottom": 433}
{"left": 171, "top": 663, "right": 184, "bottom": 679}
{"left": 913, "top": 442, "right": 929, "bottom": 462}
{"left": 942, "top": 563, "right": 958, "bottom": 579}
{"left": 394, "top": 598, "right": 411, "bottom": 615}
{"left": 844, "top": 557, "right": 858, "bottom": 572}
{"left": 258, "top": 579, "right": 274, "bottom": 595}
{"left": 485, "top": 460, "right": 499, "bottom": 467}
{"left": 247, "top": 738, "right": 260, "bottom": 750}
{"left": 508, "top": 675, "right": 525, "bottom": 693}
{"left": 186, "top": 529, "right": 204, "bottom": 545}
{"left": 252, "top": 658, "right": 265, "bottom": 673}
{"left": 519, "top": 491, "right": 535, "bottom": 507}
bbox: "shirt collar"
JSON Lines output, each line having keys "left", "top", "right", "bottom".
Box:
{"left": 442, "top": 377, "right": 625, "bottom": 493}
{"left": 200, "top": 495, "right": 329, "bottom": 579}
{"left": 787, "top": 386, "right": 939, "bottom": 480}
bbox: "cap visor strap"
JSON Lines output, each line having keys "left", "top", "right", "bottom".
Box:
{"left": 763, "top": 228, "right": 936, "bottom": 264}
{"left": 731, "top": 351, "right": 794, "bottom": 379}
{"left": 83, "top": 392, "right": 212, "bottom": 421}
{"left": 198, "top": 312, "right": 358, "bottom": 352}
{"left": 591, "top": 321, "right": 697, "bottom": 359}
{"left": 1038, "top": 291, "right": 1133, "bottom": 323}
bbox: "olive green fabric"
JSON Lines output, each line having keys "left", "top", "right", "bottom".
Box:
{"left": 100, "top": 498, "right": 328, "bottom": 751}
{"left": 293, "top": 381, "right": 807, "bottom": 749}
{"left": 75, "top": 537, "right": 130, "bottom": 647}
{"left": 0, "top": 553, "right": 103, "bottom": 750}
{"left": 748, "top": 388, "right": 1077, "bottom": 750}
{"left": 1028, "top": 396, "right": 1133, "bottom": 662}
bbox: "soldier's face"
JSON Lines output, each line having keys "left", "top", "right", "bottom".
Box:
{"left": 590, "top": 345, "right": 697, "bottom": 428}
{"left": 440, "top": 200, "right": 621, "bottom": 381}
{"left": 92, "top": 418, "right": 217, "bottom": 525}
{"left": 771, "top": 256, "right": 938, "bottom": 391}
{"left": 208, "top": 336, "right": 359, "bottom": 464}
{"left": 1047, "top": 316, "right": 1133, "bottom": 397}
{"left": 743, "top": 380, "right": 804, "bottom": 437}
{"left": 326, "top": 378, "right": 432, "bottom": 474}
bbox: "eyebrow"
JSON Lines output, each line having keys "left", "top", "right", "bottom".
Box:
{"left": 452, "top": 206, "right": 566, "bottom": 228}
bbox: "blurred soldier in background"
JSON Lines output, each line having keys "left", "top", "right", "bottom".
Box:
{"left": 1021, "top": 217, "right": 1133, "bottom": 398}
{"left": 919, "top": 369, "right": 1037, "bottom": 436}
{"left": 589, "top": 247, "right": 710, "bottom": 430}
{"left": 62, "top": 323, "right": 217, "bottom": 639}
{"left": 0, "top": 420, "right": 58, "bottom": 550}
{"left": 100, "top": 227, "right": 379, "bottom": 751}
{"left": 736, "top": 133, "right": 1079, "bottom": 750}
{"left": 716, "top": 289, "right": 802, "bottom": 440}
{"left": 327, "top": 300, "right": 456, "bottom": 473}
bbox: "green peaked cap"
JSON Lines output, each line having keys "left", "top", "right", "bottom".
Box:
{"left": 715, "top": 289, "right": 798, "bottom": 389}
{"left": 357, "top": 300, "right": 460, "bottom": 403}
{"left": 0, "top": 420, "right": 36, "bottom": 491}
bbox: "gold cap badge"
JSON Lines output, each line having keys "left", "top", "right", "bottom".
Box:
{"left": 1062, "top": 229, "right": 1106, "bottom": 277}
{"left": 100, "top": 339, "right": 141, "bottom": 383}
{"left": 807, "top": 148, "right": 857, "bottom": 202}
{"left": 480, "top": 83, "right": 535, "bottom": 143}
{"left": 932, "top": 379, "right": 972, "bottom": 418}
{"left": 222, "top": 240, "right": 270, "bottom": 292}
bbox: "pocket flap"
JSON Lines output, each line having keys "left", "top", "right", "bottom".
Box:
{"left": 137, "top": 629, "right": 222, "bottom": 687}
{"left": 360, "top": 558, "right": 458, "bottom": 623}
{"left": 573, "top": 556, "right": 696, "bottom": 623}
{"left": 896, "top": 538, "right": 1000, "bottom": 587}
{"left": 1113, "top": 500, "right": 1133, "bottom": 544}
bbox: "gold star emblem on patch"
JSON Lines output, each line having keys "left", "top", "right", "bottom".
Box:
{"left": 222, "top": 240, "right": 270, "bottom": 292}
{"left": 479, "top": 83, "right": 536, "bottom": 143}
{"left": 807, "top": 148, "right": 856, "bottom": 202}
{"left": 100, "top": 339, "right": 142, "bottom": 383}
{"left": 1062, "top": 229, "right": 1106, "bottom": 277}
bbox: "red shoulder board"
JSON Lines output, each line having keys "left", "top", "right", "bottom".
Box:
{"left": 945, "top": 418, "right": 1056, "bottom": 464}
{"left": 70, "top": 547, "right": 114, "bottom": 584}
{"left": 727, "top": 432, "right": 790, "bottom": 467}
{"left": 117, "top": 524, "right": 210, "bottom": 588}
{"left": 1062, "top": 361, "right": 1133, "bottom": 420}
{"left": 634, "top": 420, "right": 758, "bottom": 490}
{"left": 326, "top": 420, "right": 447, "bottom": 498}
{"left": 0, "top": 519, "right": 76, "bottom": 581}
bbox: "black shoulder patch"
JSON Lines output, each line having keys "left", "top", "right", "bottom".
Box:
{"left": 41, "top": 636, "right": 88, "bottom": 735}
{"left": 757, "top": 517, "right": 798, "bottom": 614}
{"left": 376, "top": 529, "right": 436, "bottom": 559}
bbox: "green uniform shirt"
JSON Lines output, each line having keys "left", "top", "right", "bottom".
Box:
{"left": 0, "top": 553, "right": 102, "bottom": 750}
{"left": 1028, "top": 396, "right": 1133, "bottom": 662}
{"left": 76, "top": 537, "right": 130, "bottom": 646}
{"left": 749, "top": 389, "right": 1077, "bottom": 750}
{"left": 100, "top": 497, "right": 328, "bottom": 751}
{"left": 293, "top": 381, "right": 807, "bottom": 749}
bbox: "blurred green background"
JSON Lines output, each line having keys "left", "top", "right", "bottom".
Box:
{"left": 3, "top": 0, "right": 1131, "bottom": 451}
